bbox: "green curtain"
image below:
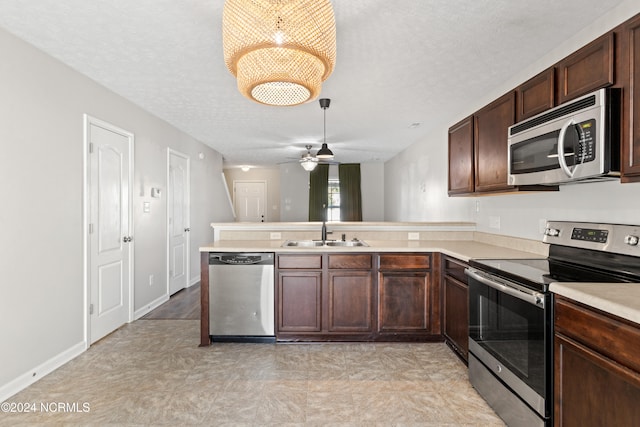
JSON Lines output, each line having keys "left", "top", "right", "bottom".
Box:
{"left": 308, "top": 164, "right": 329, "bottom": 221}
{"left": 339, "top": 163, "right": 363, "bottom": 221}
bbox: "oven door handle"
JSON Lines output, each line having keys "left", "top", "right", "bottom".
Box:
{"left": 465, "top": 268, "right": 545, "bottom": 308}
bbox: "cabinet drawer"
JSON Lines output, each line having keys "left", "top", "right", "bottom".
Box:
{"left": 379, "top": 254, "right": 431, "bottom": 270}
{"left": 328, "top": 254, "right": 372, "bottom": 269}
{"left": 554, "top": 296, "right": 640, "bottom": 373}
{"left": 443, "top": 256, "right": 468, "bottom": 283}
{"left": 277, "top": 254, "right": 322, "bottom": 269}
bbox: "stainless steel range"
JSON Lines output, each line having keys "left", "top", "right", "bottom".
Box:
{"left": 466, "top": 221, "right": 640, "bottom": 427}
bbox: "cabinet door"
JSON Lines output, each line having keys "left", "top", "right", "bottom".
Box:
{"left": 557, "top": 32, "right": 614, "bottom": 104}
{"left": 622, "top": 16, "right": 640, "bottom": 180}
{"left": 378, "top": 271, "right": 430, "bottom": 332}
{"left": 474, "top": 92, "right": 516, "bottom": 192}
{"left": 443, "top": 275, "right": 468, "bottom": 360}
{"left": 278, "top": 271, "right": 322, "bottom": 332}
{"left": 517, "top": 68, "right": 555, "bottom": 121}
{"left": 327, "top": 271, "right": 374, "bottom": 332}
{"left": 554, "top": 333, "right": 640, "bottom": 426}
{"left": 448, "top": 115, "right": 475, "bottom": 195}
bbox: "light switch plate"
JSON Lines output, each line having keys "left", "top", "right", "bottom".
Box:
{"left": 408, "top": 232, "right": 420, "bottom": 240}
{"left": 270, "top": 232, "right": 281, "bottom": 240}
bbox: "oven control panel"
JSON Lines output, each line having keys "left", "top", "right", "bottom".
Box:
{"left": 571, "top": 227, "right": 608, "bottom": 243}
{"left": 543, "top": 221, "right": 640, "bottom": 256}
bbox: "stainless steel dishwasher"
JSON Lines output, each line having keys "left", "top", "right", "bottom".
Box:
{"left": 208, "top": 252, "right": 275, "bottom": 342}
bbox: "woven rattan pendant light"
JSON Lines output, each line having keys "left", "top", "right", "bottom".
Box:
{"left": 222, "top": 0, "right": 336, "bottom": 106}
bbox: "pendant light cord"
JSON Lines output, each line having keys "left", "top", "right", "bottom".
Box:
{"left": 323, "top": 106, "right": 327, "bottom": 144}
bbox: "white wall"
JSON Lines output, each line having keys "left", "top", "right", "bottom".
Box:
{"left": 385, "top": 126, "right": 475, "bottom": 222}
{"left": 279, "top": 163, "right": 310, "bottom": 221}
{"left": 385, "top": 1, "right": 640, "bottom": 239}
{"left": 0, "top": 27, "right": 232, "bottom": 397}
{"left": 361, "top": 162, "right": 385, "bottom": 221}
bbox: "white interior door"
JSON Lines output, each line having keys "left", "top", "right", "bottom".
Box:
{"left": 87, "top": 116, "right": 133, "bottom": 344}
{"left": 234, "top": 181, "right": 266, "bottom": 222}
{"left": 168, "top": 149, "right": 190, "bottom": 295}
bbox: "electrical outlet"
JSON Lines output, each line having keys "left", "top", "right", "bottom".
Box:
{"left": 149, "top": 274, "right": 154, "bottom": 286}
{"left": 408, "top": 232, "right": 420, "bottom": 240}
{"left": 475, "top": 200, "right": 480, "bottom": 213}
{"left": 270, "top": 232, "right": 281, "bottom": 240}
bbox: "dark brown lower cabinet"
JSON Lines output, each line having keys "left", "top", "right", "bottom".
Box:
{"left": 276, "top": 253, "right": 374, "bottom": 340}
{"left": 554, "top": 296, "right": 640, "bottom": 426}
{"left": 278, "top": 271, "right": 322, "bottom": 332}
{"left": 328, "top": 270, "right": 373, "bottom": 332}
{"left": 441, "top": 256, "right": 469, "bottom": 362}
{"left": 443, "top": 276, "right": 468, "bottom": 360}
{"left": 377, "top": 253, "right": 440, "bottom": 339}
{"left": 378, "top": 271, "right": 430, "bottom": 331}
{"left": 276, "top": 252, "right": 439, "bottom": 341}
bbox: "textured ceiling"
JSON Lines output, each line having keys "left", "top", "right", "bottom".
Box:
{"left": 0, "top": 0, "right": 627, "bottom": 168}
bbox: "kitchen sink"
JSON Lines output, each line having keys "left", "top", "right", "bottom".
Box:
{"left": 281, "top": 240, "right": 325, "bottom": 247}
{"left": 325, "top": 240, "right": 368, "bottom": 247}
{"left": 281, "top": 239, "right": 369, "bottom": 248}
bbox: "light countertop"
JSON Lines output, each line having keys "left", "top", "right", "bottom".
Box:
{"left": 199, "top": 239, "right": 544, "bottom": 262}
{"left": 199, "top": 238, "right": 640, "bottom": 326}
{"left": 550, "top": 282, "right": 640, "bottom": 325}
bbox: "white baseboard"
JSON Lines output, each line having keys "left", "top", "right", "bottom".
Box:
{"left": 0, "top": 341, "right": 86, "bottom": 403}
{"left": 133, "top": 294, "right": 169, "bottom": 320}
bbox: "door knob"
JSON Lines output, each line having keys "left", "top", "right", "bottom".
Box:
{"left": 123, "top": 236, "right": 132, "bottom": 242}
{"left": 184, "top": 228, "right": 191, "bottom": 232}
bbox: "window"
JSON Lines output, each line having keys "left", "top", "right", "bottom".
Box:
{"left": 327, "top": 179, "right": 340, "bottom": 221}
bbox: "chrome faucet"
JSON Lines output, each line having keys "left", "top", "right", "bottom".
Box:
{"left": 321, "top": 204, "right": 332, "bottom": 243}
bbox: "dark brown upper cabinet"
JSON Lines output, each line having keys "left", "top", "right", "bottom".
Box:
{"left": 517, "top": 68, "right": 555, "bottom": 122}
{"left": 447, "top": 116, "right": 474, "bottom": 195}
{"left": 620, "top": 14, "right": 640, "bottom": 181}
{"left": 474, "top": 92, "right": 516, "bottom": 193}
{"left": 556, "top": 32, "right": 615, "bottom": 104}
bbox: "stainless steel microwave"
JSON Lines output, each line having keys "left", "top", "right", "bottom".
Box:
{"left": 508, "top": 88, "right": 620, "bottom": 185}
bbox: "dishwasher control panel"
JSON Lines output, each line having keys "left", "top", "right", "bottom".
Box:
{"left": 209, "top": 253, "right": 274, "bottom": 265}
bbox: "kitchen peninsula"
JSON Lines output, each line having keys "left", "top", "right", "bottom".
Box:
{"left": 200, "top": 222, "right": 548, "bottom": 348}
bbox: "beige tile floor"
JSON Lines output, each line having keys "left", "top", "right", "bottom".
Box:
{"left": 1, "top": 319, "right": 504, "bottom": 426}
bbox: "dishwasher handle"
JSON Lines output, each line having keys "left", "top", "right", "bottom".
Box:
{"left": 209, "top": 252, "right": 274, "bottom": 266}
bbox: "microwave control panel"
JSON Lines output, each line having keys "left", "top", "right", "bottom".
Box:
{"left": 573, "top": 119, "right": 596, "bottom": 164}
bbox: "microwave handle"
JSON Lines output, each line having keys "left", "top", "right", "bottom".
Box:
{"left": 557, "top": 118, "right": 576, "bottom": 178}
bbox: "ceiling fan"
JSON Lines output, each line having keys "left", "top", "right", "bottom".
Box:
{"left": 283, "top": 144, "right": 339, "bottom": 171}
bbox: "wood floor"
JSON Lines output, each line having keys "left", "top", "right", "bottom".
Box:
{"left": 142, "top": 282, "right": 200, "bottom": 320}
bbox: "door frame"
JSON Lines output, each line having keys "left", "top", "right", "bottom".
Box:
{"left": 82, "top": 114, "right": 135, "bottom": 346}
{"left": 166, "top": 148, "right": 191, "bottom": 294}
{"left": 233, "top": 179, "right": 267, "bottom": 222}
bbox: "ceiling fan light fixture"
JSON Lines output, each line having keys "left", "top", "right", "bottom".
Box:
{"left": 222, "top": 0, "right": 336, "bottom": 106}
{"left": 300, "top": 144, "right": 318, "bottom": 171}
{"left": 301, "top": 159, "right": 318, "bottom": 171}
